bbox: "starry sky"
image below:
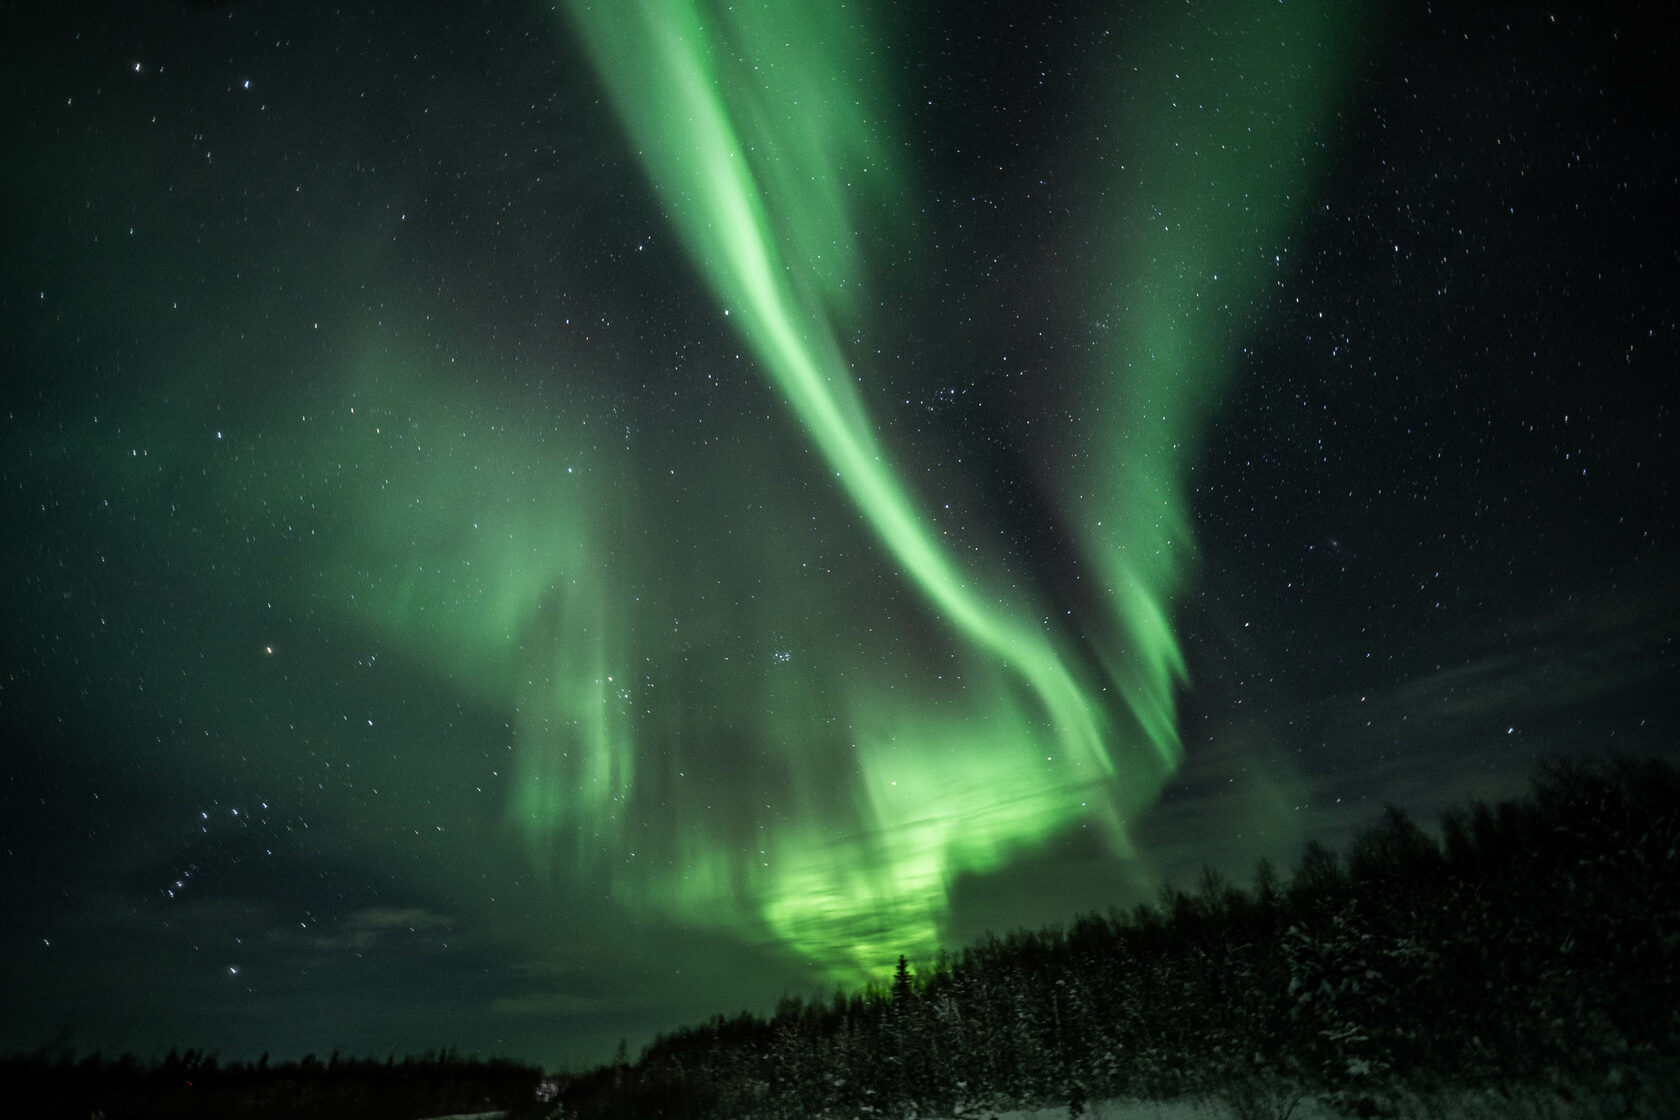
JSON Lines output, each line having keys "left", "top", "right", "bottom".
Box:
{"left": 2, "top": 0, "right": 1675, "bottom": 1070}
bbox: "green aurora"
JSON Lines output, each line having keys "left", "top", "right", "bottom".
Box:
{"left": 8, "top": 0, "right": 1676, "bottom": 1068}
{"left": 416, "top": 0, "right": 1363, "bottom": 977}
{"left": 73, "top": 0, "right": 1365, "bottom": 983}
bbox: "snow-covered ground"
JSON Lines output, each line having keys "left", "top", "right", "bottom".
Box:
{"left": 929, "top": 1098, "right": 1313, "bottom": 1120}
{"left": 926, "top": 1083, "right": 1635, "bottom": 1120}
{"left": 936, "top": 1099, "right": 1228, "bottom": 1120}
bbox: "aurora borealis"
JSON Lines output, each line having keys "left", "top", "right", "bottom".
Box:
{"left": 540, "top": 0, "right": 1372, "bottom": 972}
{"left": 4, "top": 0, "right": 1676, "bottom": 1070}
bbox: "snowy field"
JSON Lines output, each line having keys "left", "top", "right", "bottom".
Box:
{"left": 410, "top": 1083, "right": 1663, "bottom": 1119}
{"left": 925, "top": 1084, "right": 1651, "bottom": 1120}
{"left": 939, "top": 1100, "right": 1230, "bottom": 1120}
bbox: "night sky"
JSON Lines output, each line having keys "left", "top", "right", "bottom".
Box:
{"left": 3, "top": 0, "right": 1675, "bottom": 1070}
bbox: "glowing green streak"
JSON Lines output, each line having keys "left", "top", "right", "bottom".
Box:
{"left": 1076, "top": 0, "right": 1368, "bottom": 776}
{"left": 155, "top": 2, "right": 1368, "bottom": 989}
{"left": 271, "top": 342, "right": 642, "bottom": 870}
{"left": 565, "top": 0, "right": 1107, "bottom": 778}
{"left": 562, "top": 0, "right": 1127, "bottom": 967}
{"left": 431, "top": 0, "right": 1369, "bottom": 979}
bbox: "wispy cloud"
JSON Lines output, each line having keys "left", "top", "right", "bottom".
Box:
{"left": 312, "top": 906, "right": 456, "bottom": 953}
{"left": 1374, "top": 582, "right": 1676, "bottom": 722}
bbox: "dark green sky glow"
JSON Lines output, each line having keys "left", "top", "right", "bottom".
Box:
{"left": 549, "top": 0, "right": 1367, "bottom": 974}
{"left": 3, "top": 0, "right": 1675, "bottom": 1068}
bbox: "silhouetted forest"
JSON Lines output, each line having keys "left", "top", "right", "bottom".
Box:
{"left": 553, "top": 755, "right": 1679, "bottom": 1119}
{"left": 7, "top": 755, "right": 1676, "bottom": 1118}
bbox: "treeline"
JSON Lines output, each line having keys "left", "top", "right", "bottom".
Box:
{"left": 0, "top": 1047, "right": 549, "bottom": 1120}
{"left": 557, "top": 755, "right": 1680, "bottom": 1119}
